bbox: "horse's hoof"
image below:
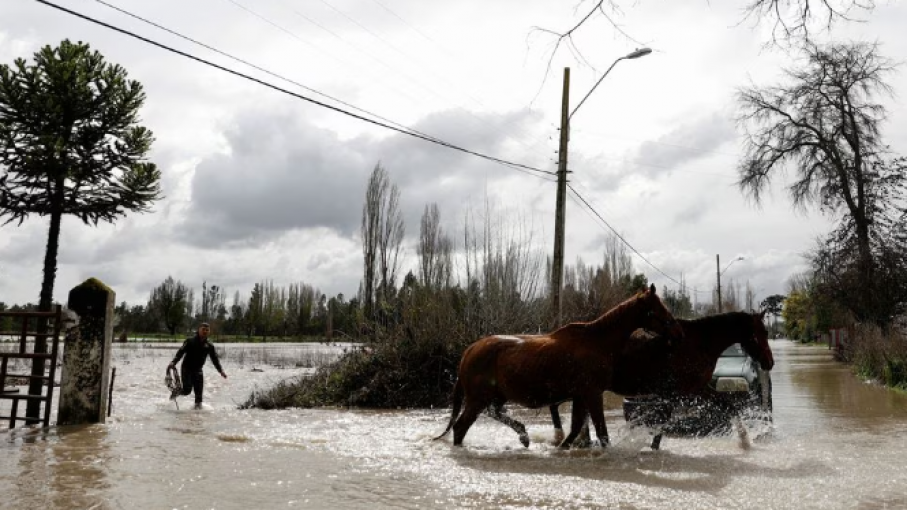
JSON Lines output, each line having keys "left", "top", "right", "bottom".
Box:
{"left": 520, "top": 435, "right": 530, "bottom": 447}
{"left": 553, "top": 428, "right": 565, "bottom": 445}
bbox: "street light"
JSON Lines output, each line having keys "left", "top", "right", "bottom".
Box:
{"left": 550, "top": 48, "right": 653, "bottom": 326}
{"left": 569, "top": 48, "right": 653, "bottom": 121}
{"left": 716, "top": 255, "right": 745, "bottom": 313}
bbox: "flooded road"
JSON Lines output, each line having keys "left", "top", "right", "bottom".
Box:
{"left": 3, "top": 339, "right": 907, "bottom": 509}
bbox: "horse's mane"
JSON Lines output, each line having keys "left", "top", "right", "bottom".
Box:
{"left": 578, "top": 291, "right": 648, "bottom": 332}
{"left": 549, "top": 290, "right": 652, "bottom": 337}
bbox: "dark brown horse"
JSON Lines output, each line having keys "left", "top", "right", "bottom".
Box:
{"left": 433, "top": 284, "right": 684, "bottom": 449}
{"left": 547, "top": 311, "right": 774, "bottom": 449}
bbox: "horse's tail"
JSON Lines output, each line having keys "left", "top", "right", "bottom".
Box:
{"left": 433, "top": 378, "right": 463, "bottom": 441}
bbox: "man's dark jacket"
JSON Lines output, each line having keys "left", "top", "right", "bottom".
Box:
{"left": 171, "top": 334, "right": 224, "bottom": 373}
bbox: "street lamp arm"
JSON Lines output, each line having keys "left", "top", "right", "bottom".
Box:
{"left": 568, "top": 47, "right": 652, "bottom": 121}
{"left": 569, "top": 58, "right": 625, "bottom": 121}
{"left": 721, "top": 256, "right": 745, "bottom": 276}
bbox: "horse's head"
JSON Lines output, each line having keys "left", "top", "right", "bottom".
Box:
{"left": 741, "top": 310, "right": 774, "bottom": 371}
{"left": 637, "top": 284, "right": 685, "bottom": 341}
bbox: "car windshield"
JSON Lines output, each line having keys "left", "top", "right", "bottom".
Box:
{"left": 720, "top": 343, "right": 746, "bottom": 357}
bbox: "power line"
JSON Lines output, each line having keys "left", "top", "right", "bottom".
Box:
{"left": 92, "top": 0, "right": 443, "bottom": 147}
{"left": 38, "top": 0, "right": 555, "bottom": 179}
{"left": 231, "top": 0, "right": 559, "bottom": 176}
{"left": 360, "top": 0, "right": 560, "bottom": 166}
{"left": 567, "top": 182, "right": 710, "bottom": 293}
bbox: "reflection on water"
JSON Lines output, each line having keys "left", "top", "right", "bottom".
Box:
{"left": 51, "top": 425, "right": 111, "bottom": 510}
{"left": 2, "top": 340, "right": 907, "bottom": 509}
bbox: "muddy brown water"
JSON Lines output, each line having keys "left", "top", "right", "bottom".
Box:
{"left": 2, "top": 340, "right": 907, "bottom": 509}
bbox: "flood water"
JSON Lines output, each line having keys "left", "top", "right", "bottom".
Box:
{"left": 3, "top": 339, "right": 907, "bottom": 509}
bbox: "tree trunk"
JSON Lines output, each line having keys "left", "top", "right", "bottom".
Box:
{"left": 855, "top": 220, "right": 877, "bottom": 323}
{"left": 26, "top": 205, "right": 63, "bottom": 422}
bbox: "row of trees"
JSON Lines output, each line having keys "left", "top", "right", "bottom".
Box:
{"left": 118, "top": 278, "right": 357, "bottom": 340}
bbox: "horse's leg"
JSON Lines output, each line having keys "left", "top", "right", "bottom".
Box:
{"left": 650, "top": 405, "right": 673, "bottom": 451}
{"left": 487, "top": 403, "right": 530, "bottom": 447}
{"left": 574, "top": 414, "right": 593, "bottom": 448}
{"left": 452, "top": 400, "right": 484, "bottom": 446}
{"left": 552, "top": 401, "right": 592, "bottom": 447}
{"left": 549, "top": 404, "right": 565, "bottom": 445}
{"left": 733, "top": 413, "right": 751, "bottom": 450}
{"left": 648, "top": 434, "right": 662, "bottom": 450}
{"left": 585, "top": 394, "right": 610, "bottom": 448}
{"left": 559, "top": 399, "right": 589, "bottom": 449}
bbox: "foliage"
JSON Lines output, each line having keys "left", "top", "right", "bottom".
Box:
{"left": 847, "top": 324, "right": 907, "bottom": 390}
{"left": 0, "top": 39, "right": 161, "bottom": 420}
{"left": 781, "top": 272, "right": 851, "bottom": 342}
{"left": 782, "top": 290, "right": 811, "bottom": 341}
{"left": 147, "top": 276, "right": 191, "bottom": 336}
{"left": 662, "top": 286, "right": 694, "bottom": 319}
{"left": 0, "top": 39, "right": 161, "bottom": 313}
{"left": 761, "top": 294, "right": 785, "bottom": 317}
{"left": 0, "top": 39, "right": 162, "bottom": 226}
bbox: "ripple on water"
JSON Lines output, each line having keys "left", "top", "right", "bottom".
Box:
{"left": 5, "top": 341, "right": 907, "bottom": 509}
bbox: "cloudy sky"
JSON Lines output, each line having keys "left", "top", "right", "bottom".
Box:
{"left": 1, "top": 0, "right": 906, "bottom": 310}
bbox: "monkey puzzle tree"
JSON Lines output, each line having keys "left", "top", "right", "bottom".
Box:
{"left": 0, "top": 39, "right": 161, "bottom": 418}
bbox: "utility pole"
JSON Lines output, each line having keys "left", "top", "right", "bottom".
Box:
{"left": 716, "top": 254, "right": 722, "bottom": 313}
{"left": 548, "top": 50, "right": 651, "bottom": 328}
{"left": 551, "top": 67, "right": 570, "bottom": 327}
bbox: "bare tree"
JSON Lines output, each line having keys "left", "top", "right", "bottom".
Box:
{"left": 200, "top": 281, "right": 226, "bottom": 325}
{"left": 740, "top": 0, "right": 876, "bottom": 46}
{"left": 361, "top": 165, "right": 384, "bottom": 320}
{"left": 462, "top": 200, "right": 546, "bottom": 334}
{"left": 738, "top": 42, "right": 904, "bottom": 323}
{"left": 184, "top": 289, "right": 195, "bottom": 331}
{"left": 377, "top": 173, "right": 405, "bottom": 306}
{"left": 745, "top": 280, "right": 757, "bottom": 312}
{"left": 722, "top": 279, "right": 742, "bottom": 312}
{"left": 360, "top": 163, "right": 404, "bottom": 321}
{"left": 418, "top": 203, "right": 453, "bottom": 289}
{"left": 532, "top": 0, "right": 876, "bottom": 84}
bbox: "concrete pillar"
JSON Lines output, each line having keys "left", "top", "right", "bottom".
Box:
{"left": 57, "top": 278, "right": 115, "bottom": 426}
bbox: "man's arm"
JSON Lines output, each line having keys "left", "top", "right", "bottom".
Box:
{"left": 168, "top": 339, "right": 189, "bottom": 367}
{"left": 209, "top": 344, "right": 226, "bottom": 377}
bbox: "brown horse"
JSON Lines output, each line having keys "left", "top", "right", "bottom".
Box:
{"left": 433, "top": 284, "right": 684, "bottom": 449}
{"left": 546, "top": 311, "right": 774, "bottom": 449}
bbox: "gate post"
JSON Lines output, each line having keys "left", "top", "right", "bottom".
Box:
{"left": 58, "top": 278, "right": 116, "bottom": 426}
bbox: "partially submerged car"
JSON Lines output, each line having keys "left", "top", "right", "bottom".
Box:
{"left": 622, "top": 342, "right": 772, "bottom": 435}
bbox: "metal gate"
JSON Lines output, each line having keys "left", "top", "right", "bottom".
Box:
{"left": 0, "top": 305, "right": 63, "bottom": 428}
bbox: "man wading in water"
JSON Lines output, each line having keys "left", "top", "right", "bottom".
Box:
{"left": 168, "top": 323, "right": 227, "bottom": 409}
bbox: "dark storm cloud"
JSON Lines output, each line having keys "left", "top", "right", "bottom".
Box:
{"left": 179, "top": 106, "right": 546, "bottom": 247}
{"left": 179, "top": 110, "right": 370, "bottom": 246}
